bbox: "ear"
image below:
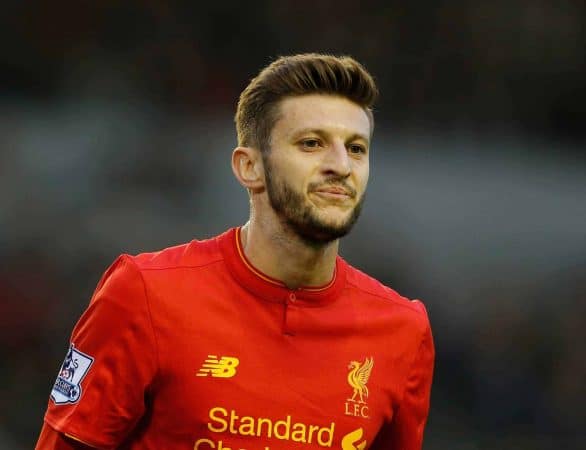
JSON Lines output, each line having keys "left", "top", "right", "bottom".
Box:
{"left": 231, "top": 146, "right": 265, "bottom": 192}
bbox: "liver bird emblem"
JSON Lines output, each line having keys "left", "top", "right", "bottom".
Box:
{"left": 347, "top": 357, "right": 374, "bottom": 404}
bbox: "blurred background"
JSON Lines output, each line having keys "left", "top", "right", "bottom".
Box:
{"left": 1, "top": 1, "right": 585, "bottom": 449}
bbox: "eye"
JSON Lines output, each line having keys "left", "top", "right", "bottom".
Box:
{"left": 300, "top": 138, "right": 322, "bottom": 150}
{"left": 348, "top": 143, "right": 366, "bottom": 155}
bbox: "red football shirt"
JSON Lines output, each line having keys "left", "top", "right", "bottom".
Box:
{"left": 40, "top": 227, "right": 434, "bottom": 449}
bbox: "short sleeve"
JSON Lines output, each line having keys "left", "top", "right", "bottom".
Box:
{"left": 372, "top": 305, "right": 435, "bottom": 450}
{"left": 390, "top": 312, "right": 435, "bottom": 450}
{"left": 43, "top": 255, "right": 158, "bottom": 449}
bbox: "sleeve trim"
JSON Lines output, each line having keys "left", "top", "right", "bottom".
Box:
{"left": 44, "top": 416, "right": 113, "bottom": 450}
{"left": 64, "top": 432, "right": 99, "bottom": 448}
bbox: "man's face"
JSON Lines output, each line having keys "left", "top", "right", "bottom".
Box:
{"left": 262, "top": 94, "right": 371, "bottom": 245}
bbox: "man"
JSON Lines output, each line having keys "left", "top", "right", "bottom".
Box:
{"left": 36, "top": 53, "right": 434, "bottom": 450}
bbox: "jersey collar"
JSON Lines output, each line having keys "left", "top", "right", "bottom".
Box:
{"left": 219, "top": 227, "right": 346, "bottom": 306}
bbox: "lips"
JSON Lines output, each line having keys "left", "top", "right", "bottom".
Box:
{"left": 317, "top": 187, "right": 350, "bottom": 196}
{"left": 313, "top": 185, "right": 355, "bottom": 198}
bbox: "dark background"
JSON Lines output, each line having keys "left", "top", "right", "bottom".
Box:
{"left": 1, "top": 1, "right": 585, "bottom": 449}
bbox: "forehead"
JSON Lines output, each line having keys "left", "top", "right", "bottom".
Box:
{"left": 273, "top": 94, "right": 372, "bottom": 141}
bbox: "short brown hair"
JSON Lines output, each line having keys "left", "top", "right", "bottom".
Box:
{"left": 235, "top": 53, "right": 378, "bottom": 153}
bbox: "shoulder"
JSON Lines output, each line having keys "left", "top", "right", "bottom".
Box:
{"left": 126, "top": 234, "right": 224, "bottom": 272}
{"left": 343, "top": 260, "right": 431, "bottom": 326}
{"left": 91, "top": 234, "right": 225, "bottom": 296}
{"left": 84, "top": 235, "right": 226, "bottom": 315}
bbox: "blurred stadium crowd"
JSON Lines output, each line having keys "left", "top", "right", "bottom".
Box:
{"left": 1, "top": 1, "right": 584, "bottom": 449}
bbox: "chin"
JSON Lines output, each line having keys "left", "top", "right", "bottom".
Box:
{"left": 289, "top": 213, "right": 358, "bottom": 245}
{"left": 290, "top": 199, "right": 364, "bottom": 244}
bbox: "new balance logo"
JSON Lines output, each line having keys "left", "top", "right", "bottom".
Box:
{"left": 197, "top": 355, "right": 239, "bottom": 378}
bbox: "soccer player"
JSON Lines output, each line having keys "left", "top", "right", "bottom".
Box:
{"left": 36, "top": 53, "right": 434, "bottom": 450}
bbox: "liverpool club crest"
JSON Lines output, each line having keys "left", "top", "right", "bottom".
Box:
{"left": 344, "top": 357, "right": 374, "bottom": 418}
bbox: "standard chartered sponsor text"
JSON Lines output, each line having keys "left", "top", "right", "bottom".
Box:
{"left": 194, "top": 406, "right": 336, "bottom": 449}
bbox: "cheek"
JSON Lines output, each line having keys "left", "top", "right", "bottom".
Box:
{"left": 274, "top": 164, "right": 307, "bottom": 194}
{"left": 281, "top": 160, "right": 315, "bottom": 189}
{"left": 357, "top": 164, "right": 369, "bottom": 190}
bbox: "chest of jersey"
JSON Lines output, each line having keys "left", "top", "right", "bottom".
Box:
{"left": 139, "top": 270, "right": 405, "bottom": 450}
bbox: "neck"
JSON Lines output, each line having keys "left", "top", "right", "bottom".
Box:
{"left": 240, "top": 218, "right": 339, "bottom": 290}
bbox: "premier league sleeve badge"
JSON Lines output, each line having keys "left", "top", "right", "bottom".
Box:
{"left": 50, "top": 344, "right": 94, "bottom": 405}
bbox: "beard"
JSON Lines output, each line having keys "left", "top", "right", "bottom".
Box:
{"left": 263, "top": 159, "right": 365, "bottom": 246}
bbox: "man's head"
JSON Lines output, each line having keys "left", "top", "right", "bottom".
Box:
{"left": 232, "top": 54, "right": 378, "bottom": 245}
{"left": 235, "top": 53, "right": 378, "bottom": 154}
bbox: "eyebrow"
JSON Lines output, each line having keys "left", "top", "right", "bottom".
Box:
{"left": 291, "top": 128, "right": 370, "bottom": 144}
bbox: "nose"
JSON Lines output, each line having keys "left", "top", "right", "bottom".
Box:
{"left": 321, "top": 140, "right": 351, "bottom": 177}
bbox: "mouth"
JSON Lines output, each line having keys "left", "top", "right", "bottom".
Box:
{"left": 313, "top": 185, "right": 355, "bottom": 200}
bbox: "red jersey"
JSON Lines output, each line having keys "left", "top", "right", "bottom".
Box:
{"left": 39, "top": 227, "right": 434, "bottom": 450}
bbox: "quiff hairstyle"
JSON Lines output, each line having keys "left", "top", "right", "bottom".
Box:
{"left": 235, "top": 53, "right": 378, "bottom": 154}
